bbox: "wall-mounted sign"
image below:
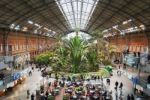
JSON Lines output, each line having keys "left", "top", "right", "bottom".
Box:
{"left": 0, "top": 62, "right": 8, "bottom": 70}
{"left": 4, "top": 56, "right": 14, "bottom": 63}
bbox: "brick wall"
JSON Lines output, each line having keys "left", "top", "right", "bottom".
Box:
{"left": 107, "top": 32, "right": 148, "bottom": 53}
{"left": 0, "top": 31, "right": 57, "bottom": 57}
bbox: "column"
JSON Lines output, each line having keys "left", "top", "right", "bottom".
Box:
{"left": 2, "top": 30, "right": 9, "bottom": 56}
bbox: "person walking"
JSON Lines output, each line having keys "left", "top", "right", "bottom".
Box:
{"left": 54, "top": 81, "right": 57, "bottom": 88}
{"left": 118, "top": 65, "right": 120, "bottom": 69}
{"left": 45, "top": 90, "right": 49, "bottom": 100}
{"left": 115, "top": 91, "right": 118, "bottom": 100}
{"left": 115, "top": 81, "right": 119, "bottom": 88}
{"left": 118, "top": 65, "right": 122, "bottom": 76}
{"left": 39, "top": 66, "right": 41, "bottom": 70}
{"left": 127, "top": 94, "right": 131, "bottom": 100}
{"left": 32, "top": 67, "right": 34, "bottom": 71}
{"left": 31, "top": 93, "right": 35, "bottom": 100}
{"left": 114, "top": 86, "right": 117, "bottom": 91}
{"left": 27, "top": 89, "right": 30, "bottom": 99}
{"left": 97, "top": 76, "right": 100, "bottom": 81}
{"left": 48, "top": 82, "right": 51, "bottom": 87}
{"left": 131, "top": 94, "right": 134, "bottom": 100}
{"left": 94, "top": 75, "right": 97, "bottom": 81}
{"left": 106, "top": 78, "right": 110, "bottom": 85}
{"left": 28, "top": 71, "right": 30, "bottom": 76}
{"left": 119, "top": 82, "right": 123, "bottom": 89}
{"left": 29, "top": 70, "right": 32, "bottom": 76}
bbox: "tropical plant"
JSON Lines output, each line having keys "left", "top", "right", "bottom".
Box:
{"left": 105, "top": 65, "right": 113, "bottom": 73}
{"left": 89, "top": 30, "right": 116, "bottom": 65}
{"left": 99, "top": 68, "right": 110, "bottom": 77}
{"left": 91, "top": 30, "right": 104, "bottom": 52}
{"left": 35, "top": 52, "right": 55, "bottom": 65}
{"left": 34, "top": 30, "right": 115, "bottom": 74}
{"left": 64, "top": 36, "right": 88, "bottom": 73}
{"left": 87, "top": 48, "right": 99, "bottom": 71}
{"left": 51, "top": 47, "right": 69, "bottom": 72}
{"left": 63, "top": 95, "right": 69, "bottom": 100}
{"left": 48, "top": 95, "right": 55, "bottom": 100}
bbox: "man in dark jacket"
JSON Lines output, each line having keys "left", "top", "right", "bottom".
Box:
{"left": 31, "top": 93, "right": 35, "bottom": 100}
{"left": 115, "top": 81, "right": 119, "bottom": 87}
{"left": 119, "top": 82, "right": 123, "bottom": 89}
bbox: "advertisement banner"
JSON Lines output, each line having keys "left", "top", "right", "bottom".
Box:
{"left": 20, "top": 68, "right": 29, "bottom": 76}
{"left": 13, "top": 73, "right": 21, "bottom": 81}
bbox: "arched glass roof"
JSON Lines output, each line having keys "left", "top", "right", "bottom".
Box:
{"left": 0, "top": 0, "right": 149, "bottom": 37}
{"left": 62, "top": 31, "right": 91, "bottom": 40}
{"left": 56, "top": 0, "right": 99, "bottom": 30}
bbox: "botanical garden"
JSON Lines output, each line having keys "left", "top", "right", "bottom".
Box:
{"left": 35, "top": 31, "right": 116, "bottom": 78}
{"left": 32, "top": 31, "right": 118, "bottom": 100}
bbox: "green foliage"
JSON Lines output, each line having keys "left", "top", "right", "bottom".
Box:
{"left": 35, "top": 52, "right": 55, "bottom": 65}
{"left": 34, "top": 31, "right": 114, "bottom": 74}
{"left": 105, "top": 65, "right": 113, "bottom": 72}
{"left": 64, "top": 36, "right": 88, "bottom": 73}
{"left": 91, "top": 29, "right": 104, "bottom": 39}
{"left": 99, "top": 68, "right": 110, "bottom": 77}
{"left": 48, "top": 95, "right": 55, "bottom": 100}
{"left": 87, "top": 48, "right": 98, "bottom": 71}
{"left": 90, "top": 32, "right": 115, "bottom": 66}
{"left": 63, "top": 95, "right": 69, "bottom": 100}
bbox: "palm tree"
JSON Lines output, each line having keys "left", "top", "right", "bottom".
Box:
{"left": 64, "top": 36, "right": 88, "bottom": 73}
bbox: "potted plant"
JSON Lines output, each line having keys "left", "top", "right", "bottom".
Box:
{"left": 48, "top": 95, "right": 55, "bottom": 100}
{"left": 63, "top": 95, "right": 69, "bottom": 100}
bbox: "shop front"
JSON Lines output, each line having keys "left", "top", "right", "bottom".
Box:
{"left": 1, "top": 68, "right": 30, "bottom": 96}
{"left": 14, "top": 52, "right": 30, "bottom": 69}
{"left": 12, "top": 68, "right": 30, "bottom": 86}
{"left": 0, "top": 80, "right": 4, "bottom": 96}
{"left": 123, "top": 53, "right": 136, "bottom": 67}
{"left": 0, "top": 74, "right": 14, "bottom": 97}
{"left": 0, "top": 62, "right": 8, "bottom": 70}
{"left": 12, "top": 72, "right": 21, "bottom": 86}
{"left": 123, "top": 46, "right": 148, "bottom": 68}
{"left": 19, "top": 68, "right": 30, "bottom": 82}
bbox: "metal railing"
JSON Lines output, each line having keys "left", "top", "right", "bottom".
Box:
{"left": 138, "top": 78, "right": 147, "bottom": 88}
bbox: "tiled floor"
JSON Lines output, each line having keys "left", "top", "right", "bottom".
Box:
{"left": 0, "top": 68, "right": 135, "bottom": 100}
{"left": 0, "top": 68, "right": 43, "bottom": 100}
{"left": 106, "top": 70, "right": 134, "bottom": 100}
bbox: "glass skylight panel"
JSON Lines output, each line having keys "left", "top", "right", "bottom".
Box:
{"left": 56, "top": 0, "right": 99, "bottom": 30}
{"left": 83, "top": 3, "right": 87, "bottom": 11}
{"left": 28, "top": 20, "right": 33, "bottom": 24}
{"left": 63, "top": 31, "right": 91, "bottom": 40}
{"left": 78, "top": 2, "right": 81, "bottom": 11}
{"left": 14, "top": 25, "right": 20, "bottom": 30}
{"left": 10, "top": 23, "right": 15, "bottom": 29}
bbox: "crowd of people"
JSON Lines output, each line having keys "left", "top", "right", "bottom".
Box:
{"left": 25, "top": 63, "right": 138, "bottom": 100}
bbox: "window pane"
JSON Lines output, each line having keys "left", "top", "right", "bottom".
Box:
{"left": 56, "top": 0, "right": 99, "bottom": 29}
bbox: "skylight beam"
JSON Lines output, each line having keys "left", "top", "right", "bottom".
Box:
{"left": 56, "top": 0, "right": 99, "bottom": 30}
{"left": 56, "top": 0, "right": 72, "bottom": 29}
{"left": 71, "top": 0, "right": 77, "bottom": 29}
{"left": 77, "top": 1, "right": 79, "bottom": 28}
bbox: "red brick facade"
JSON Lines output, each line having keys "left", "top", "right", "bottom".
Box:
{"left": 107, "top": 32, "right": 149, "bottom": 53}
{"left": 0, "top": 31, "right": 57, "bottom": 58}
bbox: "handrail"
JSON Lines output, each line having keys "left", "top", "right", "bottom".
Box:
{"left": 138, "top": 78, "right": 147, "bottom": 89}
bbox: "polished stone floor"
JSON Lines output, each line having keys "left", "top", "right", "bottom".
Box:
{"left": 0, "top": 68, "right": 135, "bottom": 100}
{"left": 0, "top": 68, "right": 43, "bottom": 100}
